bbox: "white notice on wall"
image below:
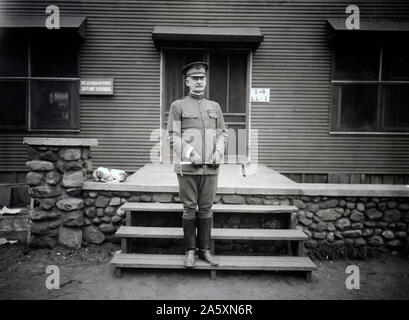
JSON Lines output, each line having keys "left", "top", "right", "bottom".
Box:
{"left": 250, "top": 88, "right": 270, "bottom": 103}
{"left": 80, "top": 78, "right": 114, "bottom": 95}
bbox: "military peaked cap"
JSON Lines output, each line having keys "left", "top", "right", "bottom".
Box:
{"left": 181, "top": 61, "right": 209, "bottom": 77}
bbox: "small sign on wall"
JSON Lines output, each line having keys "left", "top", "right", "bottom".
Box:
{"left": 250, "top": 88, "right": 270, "bottom": 103}
{"left": 80, "top": 78, "right": 114, "bottom": 95}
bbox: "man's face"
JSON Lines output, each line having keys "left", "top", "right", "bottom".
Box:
{"left": 186, "top": 75, "right": 206, "bottom": 94}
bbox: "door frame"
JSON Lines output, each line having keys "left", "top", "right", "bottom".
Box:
{"left": 159, "top": 47, "right": 253, "bottom": 164}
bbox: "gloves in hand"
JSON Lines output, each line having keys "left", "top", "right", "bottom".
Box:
{"left": 189, "top": 151, "right": 202, "bottom": 167}
{"left": 210, "top": 150, "right": 222, "bottom": 167}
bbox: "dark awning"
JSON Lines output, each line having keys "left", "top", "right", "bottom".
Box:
{"left": 327, "top": 18, "right": 409, "bottom": 32}
{"left": 0, "top": 15, "right": 87, "bottom": 38}
{"left": 152, "top": 26, "right": 263, "bottom": 49}
{"left": 327, "top": 18, "right": 409, "bottom": 41}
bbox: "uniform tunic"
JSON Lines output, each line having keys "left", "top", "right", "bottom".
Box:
{"left": 167, "top": 92, "right": 228, "bottom": 218}
{"left": 167, "top": 92, "right": 228, "bottom": 175}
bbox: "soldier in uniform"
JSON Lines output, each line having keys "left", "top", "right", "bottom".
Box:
{"left": 167, "top": 61, "right": 228, "bottom": 268}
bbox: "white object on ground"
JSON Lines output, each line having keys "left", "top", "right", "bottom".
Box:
{"left": 0, "top": 238, "right": 18, "bottom": 245}
{"left": 92, "top": 167, "right": 127, "bottom": 182}
{"left": 0, "top": 206, "right": 23, "bottom": 215}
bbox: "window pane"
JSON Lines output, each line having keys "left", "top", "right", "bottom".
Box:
{"left": 382, "top": 85, "right": 409, "bottom": 130}
{"left": 31, "top": 80, "right": 78, "bottom": 130}
{"left": 182, "top": 50, "right": 205, "bottom": 96}
{"left": 0, "top": 30, "right": 28, "bottom": 76}
{"left": 228, "top": 52, "right": 247, "bottom": 113}
{"left": 31, "top": 33, "right": 78, "bottom": 77}
{"left": 0, "top": 80, "right": 27, "bottom": 128}
{"left": 382, "top": 44, "right": 409, "bottom": 80}
{"left": 224, "top": 115, "right": 245, "bottom": 123}
{"left": 333, "top": 84, "right": 378, "bottom": 131}
{"left": 163, "top": 49, "right": 205, "bottom": 114}
{"left": 225, "top": 123, "right": 246, "bottom": 163}
{"left": 164, "top": 50, "right": 184, "bottom": 113}
{"left": 209, "top": 52, "right": 228, "bottom": 113}
{"left": 334, "top": 45, "right": 380, "bottom": 80}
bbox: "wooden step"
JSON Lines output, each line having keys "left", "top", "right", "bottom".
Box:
{"left": 120, "top": 202, "right": 298, "bottom": 214}
{"left": 116, "top": 226, "right": 308, "bottom": 241}
{"left": 110, "top": 253, "right": 317, "bottom": 272}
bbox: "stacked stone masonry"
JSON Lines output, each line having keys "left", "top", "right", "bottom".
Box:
{"left": 24, "top": 140, "right": 409, "bottom": 252}
{"left": 79, "top": 191, "right": 409, "bottom": 253}
{"left": 26, "top": 145, "right": 93, "bottom": 249}
{"left": 27, "top": 170, "right": 409, "bottom": 252}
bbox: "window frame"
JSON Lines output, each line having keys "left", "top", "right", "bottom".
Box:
{"left": 0, "top": 33, "right": 80, "bottom": 132}
{"left": 329, "top": 41, "right": 409, "bottom": 135}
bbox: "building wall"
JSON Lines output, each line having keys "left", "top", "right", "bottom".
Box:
{"left": 1, "top": 0, "right": 409, "bottom": 181}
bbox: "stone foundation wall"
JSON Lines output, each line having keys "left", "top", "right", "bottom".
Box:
{"left": 80, "top": 190, "right": 409, "bottom": 253}
{"left": 23, "top": 138, "right": 409, "bottom": 253}
{"left": 25, "top": 139, "right": 96, "bottom": 249}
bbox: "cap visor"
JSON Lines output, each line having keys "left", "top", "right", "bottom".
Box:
{"left": 187, "top": 73, "right": 206, "bottom": 77}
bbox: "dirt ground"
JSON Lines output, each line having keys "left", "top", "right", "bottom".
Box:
{"left": 0, "top": 243, "right": 408, "bottom": 300}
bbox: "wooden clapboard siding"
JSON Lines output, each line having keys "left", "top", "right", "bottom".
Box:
{"left": 282, "top": 172, "right": 409, "bottom": 184}
{"left": 248, "top": 1, "right": 409, "bottom": 174}
{"left": 0, "top": 0, "right": 408, "bottom": 178}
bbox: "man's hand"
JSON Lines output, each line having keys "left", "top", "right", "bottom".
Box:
{"left": 210, "top": 150, "right": 222, "bottom": 167}
{"left": 189, "top": 151, "right": 202, "bottom": 167}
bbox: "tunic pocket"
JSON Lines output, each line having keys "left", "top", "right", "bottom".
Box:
{"left": 181, "top": 112, "right": 199, "bottom": 129}
{"left": 182, "top": 112, "right": 199, "bottom": 118}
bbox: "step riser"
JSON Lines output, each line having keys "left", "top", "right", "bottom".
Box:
{"left": 125, "top": 210, "right": 296, "bottom": 213}
{"left": 120, "top": 203, "right": 299, "bottom": 215}
{"left": 117, "top": 234, "right": 306, "bottom": 241}
{"left": 111, "top": 253, "right": 317, "bottom": 272}
{"left": 115, "top": 227, "right": 308, "bottom": 241}
{"left": 112, "top": 265, "right": 314, "bottom": 271}
{"left": 111, "top": 254, "right": 316, "bottom": 271}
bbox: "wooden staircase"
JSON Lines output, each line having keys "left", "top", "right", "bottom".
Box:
{"left": 110, "top": 202, "right": 317, "bottom": 281}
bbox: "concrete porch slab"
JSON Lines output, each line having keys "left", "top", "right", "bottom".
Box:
{"left": 82, "top": 164, "right": 409, "bottom": 197}
{"left": 83, "top": 164, "right": 295, "bottom": 194}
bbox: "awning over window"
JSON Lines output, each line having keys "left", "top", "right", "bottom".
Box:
{"left": 327, "top": 18, "right": 409, "bottom": 41}
{"left": 152, "top": 26, "right": 263, "bottom": 48}
{"left": 327, "top": 18, "right": 409, "bottom": 32}
{"left": 0, "top": 15, "right": 87, "bottom": 38}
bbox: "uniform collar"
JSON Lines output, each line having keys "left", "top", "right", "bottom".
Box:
{"left": 188, "top": 92, "right": 204, "bottom": 100}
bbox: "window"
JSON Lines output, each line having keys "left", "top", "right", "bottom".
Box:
{"left": 330, "top": 39, "right": 409, "bottom": 132}
{"left": 162, "top": 48, "right": 249, "bottom": 159}
{"left": 0, "top": 30, "right": 80, "bottom": 131}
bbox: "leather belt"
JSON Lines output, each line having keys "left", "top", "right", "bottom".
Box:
{"left": 179, "top": 162, "right": 219, "bottom": 176}
{"left": 191, "top": 163, "right": 220, "bottom": 168}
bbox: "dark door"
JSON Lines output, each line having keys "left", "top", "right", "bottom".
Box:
{"left": 162, "top": 48, "right": 249, "bottom": 163}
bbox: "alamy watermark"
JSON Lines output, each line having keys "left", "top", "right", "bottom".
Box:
{"left": 45, "top": 265, "right": 60, "bottom": 290}
{"left": 345, "top": 265, "right": 360, "bottom": 290}
{"left": 345, "top": 5, "right": 360, "bottom": 30}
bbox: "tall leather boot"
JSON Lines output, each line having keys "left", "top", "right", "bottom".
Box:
{"left": 182, "top": 218, "right": 196, "bottom": 268}
{"left": 197, "top": 217, "right": 218, "bottom": 266}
